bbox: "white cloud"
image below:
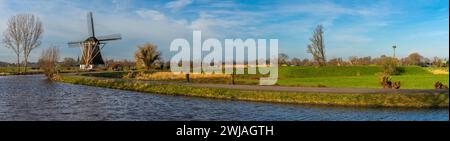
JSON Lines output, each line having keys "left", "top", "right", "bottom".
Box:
{"left": 165, "top": 0, "right": 193, "bottom": 11}
{"left": 136, "top": 10, "right": 167, "bottom": 21}
{"left": 188, "top": 12, "right": 256, "bottom": 38}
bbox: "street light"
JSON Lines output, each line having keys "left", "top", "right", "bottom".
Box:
{"left": 392, "top": 45, "right": 397, "bottom": 58}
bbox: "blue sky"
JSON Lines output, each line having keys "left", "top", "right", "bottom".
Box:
{"left": 0, "top": 0, "right": 448, "bottom": 63}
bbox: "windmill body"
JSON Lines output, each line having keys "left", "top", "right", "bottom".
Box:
{"left": 68, "top": 12, "right": 122, "bottom": 70}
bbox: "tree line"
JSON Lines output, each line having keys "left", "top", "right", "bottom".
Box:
{"left": 279, "top": 53, "right": 449, "bottom": 67}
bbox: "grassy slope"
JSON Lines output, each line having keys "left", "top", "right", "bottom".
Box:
{"left": 58, "top": 75, "right": 449, "bottom": 108}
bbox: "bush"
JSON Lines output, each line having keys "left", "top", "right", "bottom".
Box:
{"left": 38, "top": 47, "right": 59, "bottom": 80}
{"left": 123, "top": 71, "right": 136, "bottom": 79}
{"left": 435, "top": 81, "right": 449, "bottom": 89}
{"left": 379, "top": 75, "right": 401, "bottom": 89}
{"left": 382, "top": 57, "right": 400, "bottom": 75}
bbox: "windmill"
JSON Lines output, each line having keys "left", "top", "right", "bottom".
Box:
{"left": 68, "top": 12, "right": 122, "bottom": 70}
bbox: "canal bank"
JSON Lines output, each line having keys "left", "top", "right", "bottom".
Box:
{"left": 57, "top": 75, "right": 449, "bottom": 108}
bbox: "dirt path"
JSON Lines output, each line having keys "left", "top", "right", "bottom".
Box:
{"left": 68, "top": 74, "right": 449, "bottom": 94}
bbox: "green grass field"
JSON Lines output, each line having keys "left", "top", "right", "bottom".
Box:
{"left": 275, "top": 66, "right": 449, "bottom": 89}
{"left": 276, "top": 75, "right": 447, "bottom": 89}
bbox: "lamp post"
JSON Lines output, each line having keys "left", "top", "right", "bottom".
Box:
{"left": 392, "top": 45, "right": 397, "bottom": 58}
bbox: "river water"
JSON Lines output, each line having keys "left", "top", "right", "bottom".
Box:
{"left": 0, "top": 75, "right": 448, "bottom": 121}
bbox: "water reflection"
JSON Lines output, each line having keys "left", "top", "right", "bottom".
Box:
{"left": 0, "top": 75, "right": 448, "bottom": 121}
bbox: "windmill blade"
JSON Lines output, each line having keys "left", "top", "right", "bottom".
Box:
{"left": 68, "top": 40, "right": 84, "bottom": 48}
{"left": 97, "top": 34, "right": 122, "bottom": 41}
{"left": 87, "top": 12, "right": 95, "bottom": 37}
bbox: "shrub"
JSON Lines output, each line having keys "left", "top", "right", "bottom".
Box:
{"left": 380, "top": 75, "right": 392, "bottom": 89}
{"left": 38, "top": 47, "right": 59, "bottom": 80}
{"left": 435, "top": 81, "right": 449, "bottom": 89}
{"left": 381, "top": 57, "right": 400, "bottom": 75}
{"left": 379, "top": 75, "right": 401, "bottom": 89}
{"left": 123, "top": 71, "right": 136, "bottom": 79}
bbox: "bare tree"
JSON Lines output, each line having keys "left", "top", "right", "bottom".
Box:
{"left": 3, "top": 15, "right": 24, "bottom": 73}
{"left": 432, "top": 57, "right": 445, "bottom": 67}
{"left": 38, "top": 46, "right": 60, "bottom": 80}
{"left": 405, "top": 52, "right": 423, "bottom": 66}
{"left": 2, "top": 14, "right": 43, "bottom": 73}
{"left": 328, "top": 58, "right": 345, "bottom": 66}
{"left": 22, "top": 14, "right": 44, "bottom": 72}
{"left": 134, "top": 43, "right": 161, "bottom": 70}
{"left": 290, "top": 58, "right": 302, "bottom": 66}
{"left": 307, "top": 25, "right": 326, "bottom": 66}
{"left": 349, "top": 56, "right": 372, "bottom": 66}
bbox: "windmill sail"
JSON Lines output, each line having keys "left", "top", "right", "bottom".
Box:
{"left": 87, "top": 12, "right": 95, "bottom": 37}
{"left": 97, "top": 34, "right": 122, "bottom": 41}
{"left": 68, "top": 40, "right": 84, "bottom": 47}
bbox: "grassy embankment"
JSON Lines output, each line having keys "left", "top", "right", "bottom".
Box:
{"left": 0, "top": 67, "right": 82, "bottom": 76}
{"left": 0, "top": 67, "right": 42, "bottom": 75}
{"left": 58, "top": 75, "right": 449, "bottom": 108}
{"left": 83, "top": 66, "right": 449, "bottom": 89}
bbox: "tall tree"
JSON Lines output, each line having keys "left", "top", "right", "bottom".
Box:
{"left": 2, "top": 14, "right": 43, "bottom": 73}
{"left": 432, "top": 57, "right": 445, "bottom": 67}
{"left": 405, "top": 52, "right": 423, "bottom": 66}
{"left": 22, "top": 14, "right": 44, "bottom": 72}
{"left": 307, "top": 25, "right": 326, "bottom": 66}
{"left": 3, "top": 15, "right": 24, "bottom": 73}
{"left": 134, "top": 43, "right": 161, "bottom": 70}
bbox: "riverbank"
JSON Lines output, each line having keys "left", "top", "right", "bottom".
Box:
{"left": 57, "top": 75, "right": 449, "bottom": 108}
{"left": 0, "top": 66, "right": 88, "bottom": 76}
{"left": 0, "top": 71, "right": 43, "bottom": 76}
